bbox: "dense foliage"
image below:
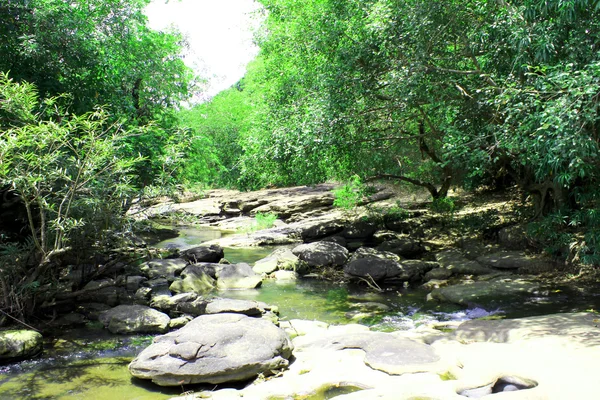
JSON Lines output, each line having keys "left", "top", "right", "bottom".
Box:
{"left": 179, "top": 0, "right": 600, "bottom": 263}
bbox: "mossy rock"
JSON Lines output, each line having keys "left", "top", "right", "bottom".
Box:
{"left": 0, "top": 330, "right": 43, "bottom": 363}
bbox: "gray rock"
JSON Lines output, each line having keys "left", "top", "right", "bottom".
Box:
{"left": 205, "top": 299, "right": 262, "bottom": 316}
{"left": 126, "top": 275, "right": 148, "bottom": 292}
{"left": 424, "top": 267, "right": 453, "bottom": 281}
{"left": 150, "top": 293, "right": 199, "bottom": 312}
{"left": 169, "top": 265, "right": 216, "bottom": 294}
{"left": 476, "top": 250, "right": 554, "bottom": 272}
{"left": 181, "top": 244, "right": 224, "bottom": 263}
{"left": 430, "top": 278, "right": 539, "bottom": 307}
{"left": 0, "top": 330, "right": 43, "bottom": 362}
{"left": 320, "top": 235, "right": 347, "bottom": 248}
{"left": 344, "top": 256, "right": 404, "bottom": 282}
{"left": 377, "top": 238, "right": 424, "bottom": 257}
{"left": 177, "top": 298, "right": 208, "bottom": 316}
{"left": 139, "top": 258, "right": 187, "bottom": 280}
{"left": 169, "top": 315, "right": 193, "bottom": 329}
{"left": 340, "top": 220, "right": 378, "bottom": 240}
{"left": 128, "top": 313, "right": 293, "bottom": 386}
{"left": 296, "top": 331, "right": 440, "bottom": 375}
{"left": 292, "top": 241, "right": 349, "bottom": 268}
{"left": 253, "top": 248, "right": 307, "bottom": 275}
{"left": 272, "top": 270, "right": 298, "bottom": 281}
{"left": 216, "top": 263, "right": 263, "bottom": 289}
{"left": 436, "top": 250, "right": 495, "bottom": 276}
{"left": 99, "top": 305, "right": 170, "bottom": 334}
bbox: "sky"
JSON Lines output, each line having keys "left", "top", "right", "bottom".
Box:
{"left": 144, "top": 0, "right": 262, "bottom": 101}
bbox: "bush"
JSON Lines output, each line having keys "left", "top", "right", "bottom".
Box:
{"left": 333, "top": 175, "right": 364, "bottom": 211}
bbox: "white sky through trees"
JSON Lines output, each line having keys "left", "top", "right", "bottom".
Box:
{"left": 145, "top": 0, "right": 261, "bottom": 101}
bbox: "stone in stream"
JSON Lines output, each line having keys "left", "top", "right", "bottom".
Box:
{"left": 215, "top": 263, "right": 263, "bottom": 289}
{"left": 169, "top": 264, "right": 216, "bottom": 295}
{"left": 253, "top": 248, "right": 307, "bottom": 275}
{"left": 181, "top": 244, "right": 224, "bottom": 263}
{"left": 205, "top": 299, "right": 262, "bottom": 316}
{"left": 138, "top": 258, "right": 188, "bottom": 280}
{"left": 435, "top": 249, "right": 495, "bottom": 276}
{"left": 128, "top": 313, "right": 293, "bottom": 386}
{"left": 98, "top": 305, "right": 170, "bottom": 334}
{"left": 430, "top": 278, "right": 539, "bottom": 307}
{"left": 292, "top": 241, "right": 349, "bottom": 268}
{"left": 0, "top": 330, "right": 43, "bottom": 363}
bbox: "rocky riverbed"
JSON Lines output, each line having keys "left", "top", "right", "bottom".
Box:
{"left": 2, "top": 184, "right": 600, "bottom": 399}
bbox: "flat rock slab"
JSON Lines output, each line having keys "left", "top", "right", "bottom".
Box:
{"left": 0, "top": 330, "right": 43, "bottom": 363}
{"left": 436, "top": 249, "right": 495, "bottom": 276}
{"left": 129, "top": 313, "right": 293, "bottom": 386}
{"left": 430, "top": 278, "right": 539, "bottom": 307}
{"left": 295, "top": 331, "right": 442, "bottom": 375}
{"left": 99, "top": 305, "right": 170, "bottom": 334}
{"left": 205, "top": 299, "right": 262, "bottom": 316}
{"left": 453, "top": 312, "right": 600, "bottom": 347}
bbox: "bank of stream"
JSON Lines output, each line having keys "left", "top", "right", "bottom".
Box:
{"left": 1, "top": 226, "right": 600, "bottom": 400}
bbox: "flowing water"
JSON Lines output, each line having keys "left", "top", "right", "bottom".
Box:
{"left": 1, "top": 226, "right": 599, "bottom": 399}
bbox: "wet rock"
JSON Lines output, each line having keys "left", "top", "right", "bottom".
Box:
{"left": 181, "top": 244, "right": 224, "bottom": 263}
{"left": 99, "top": 305, "right": 170, "bottom": 334}
{"left": 292, "top": 241, "right": 349, "bottom": 268}
{"left": 76, "top": 302, "right": 112, "bottom": 320}
{"left": 424, "top": 267, "right": 453, "bottom": 281}
{"left": 143, "top": 278, "right": 171, "bottom": 297}
{"left": 216, "top": 263, "right": 263, "bottom": 289}
{"left": 77, "top": 285, "right": 125, "bottom": 307}
{"left": 169, "top": 315, "right": 193, "bottom": 329}
{"left": 421, "top": 279, "right": 449, "bottom": 291}
{"left": 128, "top": 313, "right": 293, "bottom": 386}
{"left": 205, "top": 299, "right": 262, "bottom": 316}
{"left": 0, "top": 330, "right": 43, "bottom": 363}
{"left": 177, "top": 298, "right": 209, "bottom": 316}
{"left": 398, "top": 260, "right": 439, "bottom": 280}
{"left": 430, "top": 278, "right": 539, "bottom": 307}
{"left": 169, "top": 265, "right": 216, "bottom": 294}
{"left": 126, "top": 275, "right": 148, "bottom": 292}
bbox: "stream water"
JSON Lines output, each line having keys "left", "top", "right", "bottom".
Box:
{"left": 1, "top": 226, "right": 599, "bottom": 400}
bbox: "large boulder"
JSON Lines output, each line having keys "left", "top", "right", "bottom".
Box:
{"left": 205, "top": 299, "right": 262, "bottom": 316}
{"left": 292, "top": 241, "right": 349, "bottom": 268}
{"left": 0, "top": 330, "right": 43, "bottom": 363}
{"left": 181, "top": 244, "right": 224, "bottom": 263}
{"left": 216, "top": 263, "right": 263, "bottom": 290}
{"left": 128, "top": 313, "right": 293, "bottom": 386}
{"left": 344, "top": 247, "right": 426, "bottom": 282}
{"left": 99, "top": 305, "right": 170, "bottom": 334}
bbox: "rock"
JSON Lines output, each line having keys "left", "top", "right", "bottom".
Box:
{"left": 398, "top": 260, "right": 439, "bottom": 280}
{"left": 99, "top": 305, "right": 170, "bottom": 334}
{"left": 139, "top": 258, "right": 188, "bottom": 280}
{"left": 272, "top": 270, "right": 298, "bottom": 281}
{"left": 377, "top": 238, "right": 424, "bottom": 257}
{"left": 292, "top": 241, "right": 349, "bottom": 268}
{"left": 169, "top": 315, "right": 193, "bottom": 329}
{"left": 169, "top": 265, "right": 216, "bottom": 294}
{"left": 128, "top": 313, "right": 293, "bottom": 386}
{"left": 0, "top": 330, "right": 43, "bottom": 363}
{"left": 320, "top": 235, "right": 347, "bottom": 248}
{"left": 430, "top": 278, "right": 539, "bottom": 307}
{"left": 340, "top": 220, "right": 378, "bottom": 240}
{"left": 295, "top": 331, "right": 443, "bottom": 375}
{"left": 76, "top": 285, "right": 125, "bottom": 306}
{"left": 181, "top": 244, "right": 224, "bottom": 263}
{"left": 143, "top": 278, "right": 171, "bottom": 297}
{"left": 126, "top": 275, "right": 148, "bottom": 292}
{"left": 177, "top": 298, "right": 209, "bottom": 316}
{"left": 344, "top": 256, "right": 404, "bottom": 282}
{"left": 216, "top": 263, "right": 263, "bottom": 290}
{"left": 150, "top": 293, "right": 199, "bottom": 313}
{"left": 421, "top": 279, "right": 448, "bottom": 291}
{"left": 205, "top": 299, "right": 262, "bottom": 316}
{"left": 498, "top": 224, "right": 529, "bottom": 250}
{"left": 76, "top": 302, "right": 112, "bottom": 320}
{"left": 423, "top": 267, "right": 453, "bottom": 281}
{"left": 453, "top": 312, "right": 600, "bottom": 346}
{"left": 253, "top": 248, "right": 307, "bottom": 275}
{"left": 436, "top": 250, "right": 495, "bottom": 276}
{"left": 476, "top": 250, "right": 554, "bottom": 272}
